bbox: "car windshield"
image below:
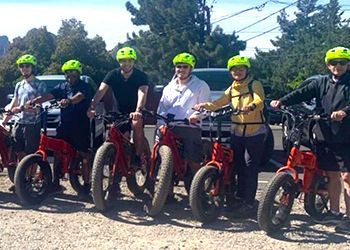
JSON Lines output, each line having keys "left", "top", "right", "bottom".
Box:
{"left": 192, "top": 70, "right": 232, "bottom": 91}
{"left": 40, "top": 79, "right": 65, "bottom": 92}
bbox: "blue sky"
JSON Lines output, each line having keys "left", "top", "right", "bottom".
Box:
{"left": 0, "top": 0, "right": 349, "bottom": 57}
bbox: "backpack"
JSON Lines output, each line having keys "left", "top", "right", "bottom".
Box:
{"left": 247, "top": 81, "right": 269, "bottom": 123}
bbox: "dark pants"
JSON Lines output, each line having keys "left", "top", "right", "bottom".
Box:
{"left": 231, "top": 133, "right": 265, "bottom": 205}
{"left": 12, "top": 123, "right": 41, "bottom": 154}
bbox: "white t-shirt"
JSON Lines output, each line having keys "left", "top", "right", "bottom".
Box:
{"left": 157, "top": 74, "right": 211, "bottom": 126}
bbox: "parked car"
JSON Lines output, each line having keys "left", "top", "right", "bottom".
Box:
{"left": 6, "top": 75, "right": 108, "bottom": 149}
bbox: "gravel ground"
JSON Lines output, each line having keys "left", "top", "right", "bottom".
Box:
{"left": 0, "top": 170, "right": 349, "bottom": 250}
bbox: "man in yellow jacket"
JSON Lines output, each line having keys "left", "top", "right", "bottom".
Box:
{"left": 195, "top": 55, "right": 266, "bottom": 217}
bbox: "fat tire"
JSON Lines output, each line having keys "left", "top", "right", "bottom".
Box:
{"left": 14, "top": 154, "right": 52, "bottom": 205}
{"left": 91, "top": 142, "right": 117, "bottom": 212}
{"left": 127, "top": 138, "right": 151, "bottom": 195}
{"left": 257, "top": 172, "right": 296, "bottom": 233}
{"left": 189, "top": 165, "right": 222, "bottom": 223}
{"left": 146, "top": 145, "right": 173, "bottom": 217}
{"left": 69, "top": 152, "right": 93, "bottom": 194}
{"left": 304, "top": 175, "right": 329, "bottom": 217}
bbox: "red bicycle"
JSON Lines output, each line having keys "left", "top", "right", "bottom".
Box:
{"left": 90, "top": 113, "right": 151, "bottom": 212}
{"left": 14, "top": 103, "right": 91, "bottom": 205}
{"left": 141, "top": 110, "right": 209, "bottom": 217}
{"left": 257, "top": 107, "right": 329, "bottom": 233}
{"left": 0, "top": 109, "right": 17, "bottom": 184}
{"left": 189, "top": 106, "right": 243, "bottom": 223}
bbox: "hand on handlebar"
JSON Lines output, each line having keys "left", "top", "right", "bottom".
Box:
{"left": 188, "top": 114, "right": 200, "bottom": 124}
{"left": 59, "top": 98, "right": 71, "bottom": 108}
{"left": 270, "top": 100, "right": 282, "bottom": 109}
{"left": 193, "top": 103, "right": 207, "bottom": 112}
{"left": 241, "top": 104, "right": 256, "bottom": 114}
{"left": 87, "top": 107, "right": 96, "bottom": 119}
{"left": 129, "top": 111, "right": 142, "bottom": 121}
{"left": 331, "top": 110, "right": 347, "bottom": 121}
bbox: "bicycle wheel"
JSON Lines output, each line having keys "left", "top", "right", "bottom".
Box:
{"left": 190, "top": 165, "right": 223, "bottom": 223}
{"left": 257, "top": 172, "right": 296, "bottom": 233}
{"left": 127, "top": 138, "right": 151, "bottom": 195}
{"left": 14, "top": 154, "right": 52, "bottom": 205}
{"left": 91, "top": 142, "right": 118, "bottom": 212}
{"left": 304, "top": 175, "right": 329, "bottom": 218}
{"left": 145, "top": 145, "right": 173, "bottom": 217}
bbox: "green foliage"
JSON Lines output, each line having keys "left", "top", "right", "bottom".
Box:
{"left": 253, "top": 0, "right": 350, "bottom": 97}
{"left": 0, "top": 18, "right": 115, "bottom": 88}
{"left": 123, "top": 0, "right": 245, "bottom": 84}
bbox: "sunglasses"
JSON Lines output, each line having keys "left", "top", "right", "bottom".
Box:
{"left": 19, "top": 64, "right": 32, "bottom": 69}
{"left": 175, "top": 65, "right": 190, "bottom": 69}
{"left": 329, "top": 60, "right": 349, "bottom": 66}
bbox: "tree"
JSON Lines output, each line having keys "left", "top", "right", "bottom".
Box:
{"left": 124, "top": 0, "right": 245, "bottom": 84}
{"left": 253, "top": 0, "right": 350, "bottom": 96}
{"left": 48, "top": 18, "right": 115, "bottom": 83}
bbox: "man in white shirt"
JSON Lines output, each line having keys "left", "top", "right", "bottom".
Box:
{"left": 157, "top": 52, "right": 211, "bottom": 182}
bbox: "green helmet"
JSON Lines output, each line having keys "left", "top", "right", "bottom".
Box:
{"left": 227, "top": 55, "right": 251, "bottom": 70}
{"left": 61, "top": 59, "right": 82, "bottom": 74}
{"left": 16, "top": 54, "right": 37, "bottom": 66}
{"left": 116, "top": 47, "right": 137, "bottom": 61}
{"left": 172, "top": 52, "right": 196, "bottom": 68}
{"left": 325, "top": 46, "right": 350, "bottom": 63}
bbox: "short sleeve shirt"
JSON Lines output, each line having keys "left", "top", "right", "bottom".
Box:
{"left": 50, "top": 79, "right": 91, "bottom": 124}
{"left": 103, "top": 68, "right": 149, "bottom": 114}
{"left": 14, "top": 77, "right": 46, "bottom": 124}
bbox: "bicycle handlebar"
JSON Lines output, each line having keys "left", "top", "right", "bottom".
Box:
{"left": 141, "top": 109, "right": 189, "bottom": 125}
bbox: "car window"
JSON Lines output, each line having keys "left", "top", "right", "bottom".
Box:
{"left": 40, "top": 79, "right": 64, "bottom": 92}
{"left": 192, "top": 70, "right": 232, "bottom": 91}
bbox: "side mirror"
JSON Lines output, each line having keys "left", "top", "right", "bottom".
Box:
{"left": 153, "top": 85, "right": 164, "bottom": 93}
{"left": 7, "top": 94, "right": 14, "bottom": 101}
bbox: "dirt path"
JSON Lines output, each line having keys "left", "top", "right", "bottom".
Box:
{"left": 0, "top": 172, "right": 349, "bottom": 250}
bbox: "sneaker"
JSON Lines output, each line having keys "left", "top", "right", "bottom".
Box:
{"left": 335, "top": 217, "right": 350, "bottom": 234}
{"left": 314, "top": 211, "right": 344, "bottom": 225}
{"left": 8, "top": 185, "right": 15, "bottom": 192}
{"left": 165, "top": 194, "right": 178, "bottom": 204}
{"left": 48, "top": 184, "right": 65, "bottom": 196}
{"left": 78, "top": 184, "right": 92, "bottom": 202}
{"left": 230, "top": 202, "right": 256, "bottom": 218}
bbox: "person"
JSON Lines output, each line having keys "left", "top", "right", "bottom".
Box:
{"left": 157, "top": 52, "right": 211, "bottom": 202}
{"left": 28, "top": 59, "right": 92, "bottom": 199}
{"left": 270, "top": 46, "right": 350, "bottom": 234}
{"left": 194, "top": 55, "right": 266, "bottom": 217}
{"left": 87, "top": 46, "right": 149, "bottom": 165}
{"left": 2, "top": 54, "right": 46, "bottom": 192}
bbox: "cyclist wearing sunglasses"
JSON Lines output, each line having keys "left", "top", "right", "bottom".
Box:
{"left": 2, "top": 54, "right": 46, "bottom": 165}
{"left": 157, "top": 52, "right": 211, "bottom": 202}
{"left": 270, "top": 46, "right": 350, "bottom": 233}
{"left": 29, "top": 60, "right": 92, "bottom": 198}
{"left": 87, "top": 46, "right": 149, "bottom": 166}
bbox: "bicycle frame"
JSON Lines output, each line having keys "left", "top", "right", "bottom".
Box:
{"left": 0, "top": 124, "right": 13, "bottom": 168}
{"left": 149, "top": 125, "right": 187, "bottom": 180}
{"left": 33, "top": 103, "right": 78, "bottom": 177}
{"left": 35, "top": 133, "right": 77, "bottom": 176}
{"left": 105, "top": 123, "right": 133, "bottom": 178}
{"left": 276, "top": 108, "right": 327, "bottom": 194}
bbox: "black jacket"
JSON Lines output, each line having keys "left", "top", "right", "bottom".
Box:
{"left": 280, "top": 72, "right": 350, "bottom": 143}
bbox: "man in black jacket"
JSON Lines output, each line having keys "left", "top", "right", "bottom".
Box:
{"left": 271, "top": 46, "right": 350, "bottom": 233}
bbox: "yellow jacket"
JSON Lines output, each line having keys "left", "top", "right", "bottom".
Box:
{"left": 203, "top": 77, "right": 265, "bottom": 136}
